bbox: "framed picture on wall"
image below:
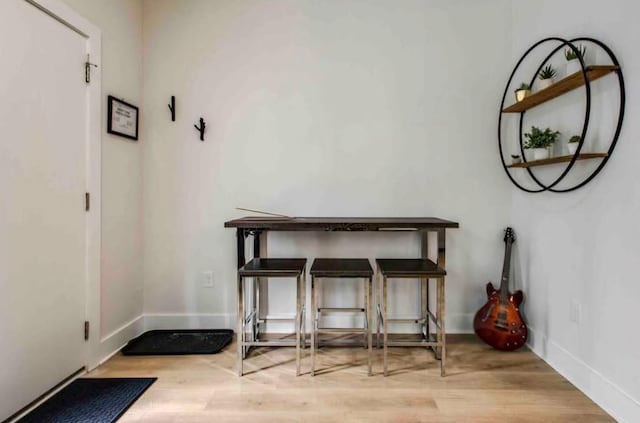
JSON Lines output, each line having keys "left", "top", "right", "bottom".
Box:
{"left": 107, "top": 95, "right": 139, "bottom": 140}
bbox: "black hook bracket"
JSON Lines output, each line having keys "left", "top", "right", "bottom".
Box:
{"left": 194, "top": 117, "right": 206, "bottom": 141}
{"left": 168, "top": 96, "right": 175, "bottom": 121}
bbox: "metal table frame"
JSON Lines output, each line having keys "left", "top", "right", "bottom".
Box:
{"left": 225, "top": 217, "right": 458, "bottom": 363}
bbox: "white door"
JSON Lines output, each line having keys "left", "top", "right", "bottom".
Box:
{"left": 0, "top": 0, "right": 91, "bottom": 419}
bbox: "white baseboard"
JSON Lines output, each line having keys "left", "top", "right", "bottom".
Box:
{"left": 141, "top": 312, "right": 474, "bottom": 334}
{"left": 143, "top": 313, "right": 235, "bottom": 331}
{"left": 527, "top": 326, "right": 640, "bottom": 423}
{"left": 91, "top": 314, "right": 145, "bottom": 370}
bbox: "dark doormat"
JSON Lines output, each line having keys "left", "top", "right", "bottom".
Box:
{"left": 121, "top": 329, "right": 234, "bottom": 355}
{"left": 17, "top": 378, "right": 156, "bottom": 423}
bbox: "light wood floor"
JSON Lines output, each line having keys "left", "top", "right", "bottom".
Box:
{"left": 88, "top": 335, "right": 613, "bottom": 422}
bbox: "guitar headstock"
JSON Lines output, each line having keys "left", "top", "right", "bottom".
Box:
{"left": 504, "top": 227, "right": 516, "bottom": 244}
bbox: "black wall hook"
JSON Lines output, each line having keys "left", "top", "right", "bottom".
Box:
{"left": 168, "top": 96, "right": 176, "bottom": 121}
{"left": 194, "top": 117, "right": 206, "bottom": 141}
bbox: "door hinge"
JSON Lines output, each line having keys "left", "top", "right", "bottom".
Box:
{"left": 85, "top": 54, "right": 98, "bottom": 84}
{"left": 85, "top": 192, "right": 90, "bottom": 211}
{"left": 84, "top": 321, "right": 90, "bottom": 341}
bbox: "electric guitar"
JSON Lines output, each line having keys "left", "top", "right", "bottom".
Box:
{"left": 473, "top": 227, "right": 527, "bottom": 351}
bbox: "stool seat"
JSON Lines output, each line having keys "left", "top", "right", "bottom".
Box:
{"left": 310, "top": 258, "right": 373, "bottom": 376}
{"left": 239, "top": 258, "right": 306, "bottom": 277}
{"left": 237, "top": 258, "right": 306, "bottom": 376}
{"left": 310, "top": 258, "right": 373, "bottom": 278}
{"left": 376, "top": 258, "right": 446, "bottom": 277}
{"left": 376, "top": 257, "right": 447, "bottom": 376}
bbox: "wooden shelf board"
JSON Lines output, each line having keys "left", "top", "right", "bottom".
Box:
{"left": 502, "top": 65, "right": 620, "bottom": 113}
{"left": 507, "top": 153, "right": 608, "bottom": 169}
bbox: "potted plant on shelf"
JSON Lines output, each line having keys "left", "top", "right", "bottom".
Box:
{"left": 568, "top": 135, "right": 581, "bottom": 155}
{"left": 537, "top": 64, "right": 557, "bottom": 90}
{"left": 514, "top": 83, "right": 531, "bottom": 102}
{"left": 565, "top": 44, "right": 587, "bottom": 75}
{"left": 524, "top": 126, "right": 561, "bottom": 161}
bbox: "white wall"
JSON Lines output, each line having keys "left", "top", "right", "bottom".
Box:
{"left": 510, "top": 1, "right": 640, "bottom": 421}
{"left": 61, "top": 0, "right": 145, "bottom": 362}
{"left": 141, "top": 0, "right": 513, "bottom": 333}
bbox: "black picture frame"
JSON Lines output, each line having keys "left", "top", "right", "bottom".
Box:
{"left": 107, "top": 95, "right": 139, "bottom": 140}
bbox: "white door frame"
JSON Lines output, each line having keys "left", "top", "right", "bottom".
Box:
{"left": 25, "top": 0, "right": 102, "bottom": 370}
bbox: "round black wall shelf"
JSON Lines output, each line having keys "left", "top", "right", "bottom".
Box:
{"left": 498, "top": 37, "right": 625, "bottom": 193}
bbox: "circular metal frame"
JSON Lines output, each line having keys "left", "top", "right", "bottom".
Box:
{"left": 497, "top": 37, "right": 625, "bottom": 193}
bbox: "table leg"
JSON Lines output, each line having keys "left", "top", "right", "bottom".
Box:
{"left": 236, "top": 229, "right": 245, "bottom": 269}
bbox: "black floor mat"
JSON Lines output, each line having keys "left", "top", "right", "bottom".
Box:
{"left": 121, "top": 329, "right": 234, "bottom": 355}
{"left": 17, "top": 378, "right": 156, "bottom": 423}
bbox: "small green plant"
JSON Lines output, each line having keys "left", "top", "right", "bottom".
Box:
{"left": 565, "top": 44, "right": 587, "bottom": 61}
{"left": 569, "top": 135, "right": 581, "bottom": 143}
{"left": 516, "top": 82, "right": 531, "bottom": 91}
{"left": 538, "top": 65, "right": 557, "bottom": 80}
{"left": 524, "top": 126, "right": 561, "bottom": 149}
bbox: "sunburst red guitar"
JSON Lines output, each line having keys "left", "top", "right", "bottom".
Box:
{"left": 473, "top": 227, "right": 527, "bottom": 351}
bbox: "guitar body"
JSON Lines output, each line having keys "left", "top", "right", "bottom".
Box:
{"left": 473, "top": 282, "right": 527, "bottom": 351}
{"left": 473, "top": 227, "right": 528, "bottom": 351}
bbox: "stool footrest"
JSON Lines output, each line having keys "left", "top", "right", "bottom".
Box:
{"left": 244, "top": 340, "right": 297, "bottom": 347}
{"left": 318, "top": 307, "right": 365, "bottom": 313}
{"left": 317, "top": 327, "right": 366, "bottom": 333}
{"left": 387, "top": 340, "right": 442, "bottom": 347}
{"left": 258, "top": 316, "right": 295, "bottom": 321}
{"left": 387, "top": 318, "right": 426, "bottom": 324}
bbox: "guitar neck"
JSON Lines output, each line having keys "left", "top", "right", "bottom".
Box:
{"left": 498, "top": 240, "right": 513, "bottom": 300}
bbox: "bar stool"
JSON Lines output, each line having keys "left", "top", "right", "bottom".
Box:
{"left": 376, "top": 258, "right": 447, "bottom": 376}
{"left": 310, "top": 258, "right": 373, "bottom": 376}
{"left": 237, "top": 258, "right": 306, "bottom": 376}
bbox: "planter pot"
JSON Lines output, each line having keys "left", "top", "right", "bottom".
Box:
{"left": 538, "top": 78, "right": 553, "bottom": 90}
{"left": 567, "top": 142, "right": 579, "bottom": 155}
{"left": 566, "top": 59, "right": 583, "bottom": 75}
{"left": 514, "top": 89, "right": 531, "bottom": 102}
{"left": 531, "top": 148, "right": 550, "bottom": 161}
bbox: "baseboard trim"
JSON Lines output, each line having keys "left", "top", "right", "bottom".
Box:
{"left": 142, "top": 312, "right": 474, "bottom": 334}
{"left": 91, "top": 315, "right": 144, "bottom": 370}
{"left": 143, "top": 313, "right": 235, "bottom": 331}
{"left": 527, "top": 326, "right": 640, "bottom": 423}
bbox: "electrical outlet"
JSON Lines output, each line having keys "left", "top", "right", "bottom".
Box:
{"left": 570, "top": 299, "right": 582, "bottom": 324}
{"left": 202, "top": 271, "right": 214, "bottom": 288}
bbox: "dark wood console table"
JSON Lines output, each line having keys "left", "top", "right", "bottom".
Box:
{"left": 224, "top": 216, "right": 459, "bottom": 269}
{"left": 225, "top": 216, "right": 459, "bottom": 357}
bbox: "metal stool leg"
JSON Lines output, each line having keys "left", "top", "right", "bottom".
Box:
{"left": 311, "top": 275, "right": 316, "bottom": 376}
{"left": 383, "top": 275, "right": 388, "bottom": 377}
{"left": 302, "top": 271, "right": 306, "bottom": 350}
{"left": 421, "top": 276, "right": 428, "bottom": 343}
{"left": 252, "top": 277, "right": 257, "bottom": 344}
{"left": 367, "top": 276, "right": 373, "bottom": 376}
{"left": 296, "top": 274, "right": 302, "bottom": 376}
{"left": 438, "top": 277, "right": 446, "bottom": 376}
{"left": 363, "top": 277, "right": 367, "bottom": 349}
{"left": 376, "top": 268, "right": 381, "bottom": 349}
{"left": 237, "top": 273, "right": 244, "bottom": 377}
